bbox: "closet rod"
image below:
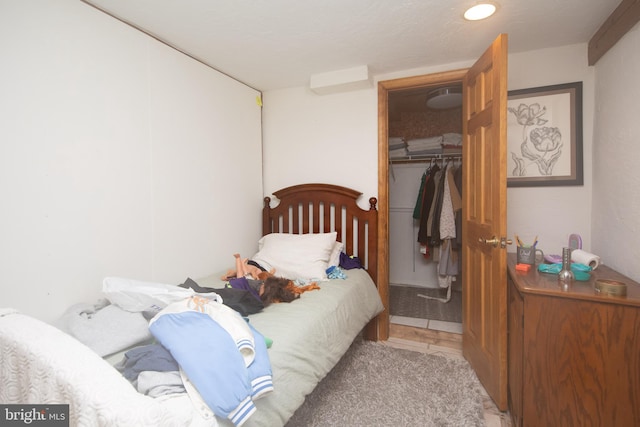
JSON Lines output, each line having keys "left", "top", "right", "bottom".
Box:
{"left": 389, "top": 153, "right": 462, "bottom": 165}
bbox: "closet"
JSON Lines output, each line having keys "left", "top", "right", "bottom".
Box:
{"left": 387, "top": 84, "right": 463, "bottom": 323}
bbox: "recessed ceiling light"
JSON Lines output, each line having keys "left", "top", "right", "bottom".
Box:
{"left": 464, "top": 3, "right": 497, "bottom": 21}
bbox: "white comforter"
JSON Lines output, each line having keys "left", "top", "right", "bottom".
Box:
{"left": 0, "top": 308, "right": 204, "bottom": 426}
{"left": 0, "top": 268, "right": 383, "bottom": 427}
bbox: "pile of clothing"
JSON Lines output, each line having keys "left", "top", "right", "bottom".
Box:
{"left": 55, "top": 278, "right": 277, "bottom": 426}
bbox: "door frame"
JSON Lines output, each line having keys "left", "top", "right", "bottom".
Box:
{"left": 376, "top": 69, "right": 469, "bottom": 340}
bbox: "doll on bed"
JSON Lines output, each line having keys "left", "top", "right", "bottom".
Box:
{"left": 223, "top": 253, "right": 320, "bottom": 305}
{"left": 221, "top": 253, "right": 274, "bottom": 281}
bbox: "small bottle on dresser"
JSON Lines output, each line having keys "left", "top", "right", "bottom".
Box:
{"left": 558, "top": 247, "right": 574, "bottom": 290}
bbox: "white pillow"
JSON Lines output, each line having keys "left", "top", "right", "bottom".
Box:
{"left": 252, "top": 232, "right": 337, "bottom": 281}
{"left": 328, "top": 241, "right": 344, "bottom": 268}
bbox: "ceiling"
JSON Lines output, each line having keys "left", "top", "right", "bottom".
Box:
{"left": 82, "top": 0, "right": 620, "bottom": 92}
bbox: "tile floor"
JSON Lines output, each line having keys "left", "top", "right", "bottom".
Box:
{"left": 386, "top": 316, "right": 512, "bottom": 427}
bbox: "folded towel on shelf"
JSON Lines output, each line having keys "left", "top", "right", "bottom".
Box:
{"left": 443, "top": 133, "right": 462, "bottom": 145}
{"left": 442, "top": 146, "right": 462, "bottom": 155}
{"left": 406, "top": 136, "right": 443, "bottom": 151}
{"left": 407, "top": 136, "right": 443, "bottom": 146}
{"left": 389, "top": 147, "right": 408, "bottom": 158}
{"left": 388, "top": 137, "right": 405, "bottom": 149}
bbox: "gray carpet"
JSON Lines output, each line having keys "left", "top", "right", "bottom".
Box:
{"left": 390, "top": 285, "right": 462, "bottom": 323}
{"left": 286, "top": 337, "right": 484, "bottom": 427}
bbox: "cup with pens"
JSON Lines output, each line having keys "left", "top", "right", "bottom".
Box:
{"left": 515, "top": 235, "right": 544, "bottom": 265}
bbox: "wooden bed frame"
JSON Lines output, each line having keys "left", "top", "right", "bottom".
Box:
{"left": 263, "top": 183, "right": 379, "bottom": 340}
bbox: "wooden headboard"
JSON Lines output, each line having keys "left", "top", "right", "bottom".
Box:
{"left": 263, "top": 183, "right": 378, "bottom": 285}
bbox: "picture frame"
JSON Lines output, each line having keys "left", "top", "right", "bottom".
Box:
{"left": 507, "top": 81, "right": 583, "bottom": 187}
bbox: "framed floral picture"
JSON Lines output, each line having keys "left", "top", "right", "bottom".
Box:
{"left": 507, "top": 82, "right": 583, "bottom": 187}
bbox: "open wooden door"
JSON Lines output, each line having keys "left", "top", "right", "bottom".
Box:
{"left": 461, "top": 34, "right": 509, "bottom": 410}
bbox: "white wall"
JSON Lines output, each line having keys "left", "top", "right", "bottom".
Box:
{"left": 506, "top": 44, "right": 595, "bottom": 257}
{"left": 263, "top": 43, "right": 595, "bottom": 262}
{"left": 591, "top": 22, "right": 640, "bottom": 280}
{"left": 262, "top": 86, "right": 378, "bottom": 209}
{"left": 0, "top": 0, "right": 263, "bottom": 322}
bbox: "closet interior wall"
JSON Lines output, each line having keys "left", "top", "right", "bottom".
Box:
{"left": 387, "top": 98, "right": 462, "bottom": 291}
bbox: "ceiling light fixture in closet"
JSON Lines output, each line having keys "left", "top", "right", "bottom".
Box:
{"left": 463, "top": 2, "right": 497, "bottom": 21}
{"left": 425, "top": 87, "right": 462, "bottom": 110}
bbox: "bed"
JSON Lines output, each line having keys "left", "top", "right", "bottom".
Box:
{"left": 0, "top": 183, "right": 383, "bottom": 427}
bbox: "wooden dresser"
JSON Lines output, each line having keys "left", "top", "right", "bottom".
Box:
{"left": 507, "top": 254, "right": 640, "bottom": 427}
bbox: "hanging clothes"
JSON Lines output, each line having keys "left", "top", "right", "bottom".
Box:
{"left": 413, "top": 168, "right": 428, "bottom": 220}
{"left": 453, "top": 163, "right": 463, "bottom": 249}
{"left": 439, "top": 162, "right": 457, "bottom": 240}
{"left": 426, "top": 168, "right": 444, "bottom": 245}
{"left": 428, "top": 165, "right": 447, "bottom": 247}
{"left": 417, "top": 163, "right": 440, "bottom": 246}
{"left": 439, "top": 162, "right": 461, "bottom": 282}
{"left": 419, "top": 161, "right": 462, "bottom": 303}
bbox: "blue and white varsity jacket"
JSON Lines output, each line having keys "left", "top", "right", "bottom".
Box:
{"left": 149, "top": 296, "right": 273, "bottom": 426}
